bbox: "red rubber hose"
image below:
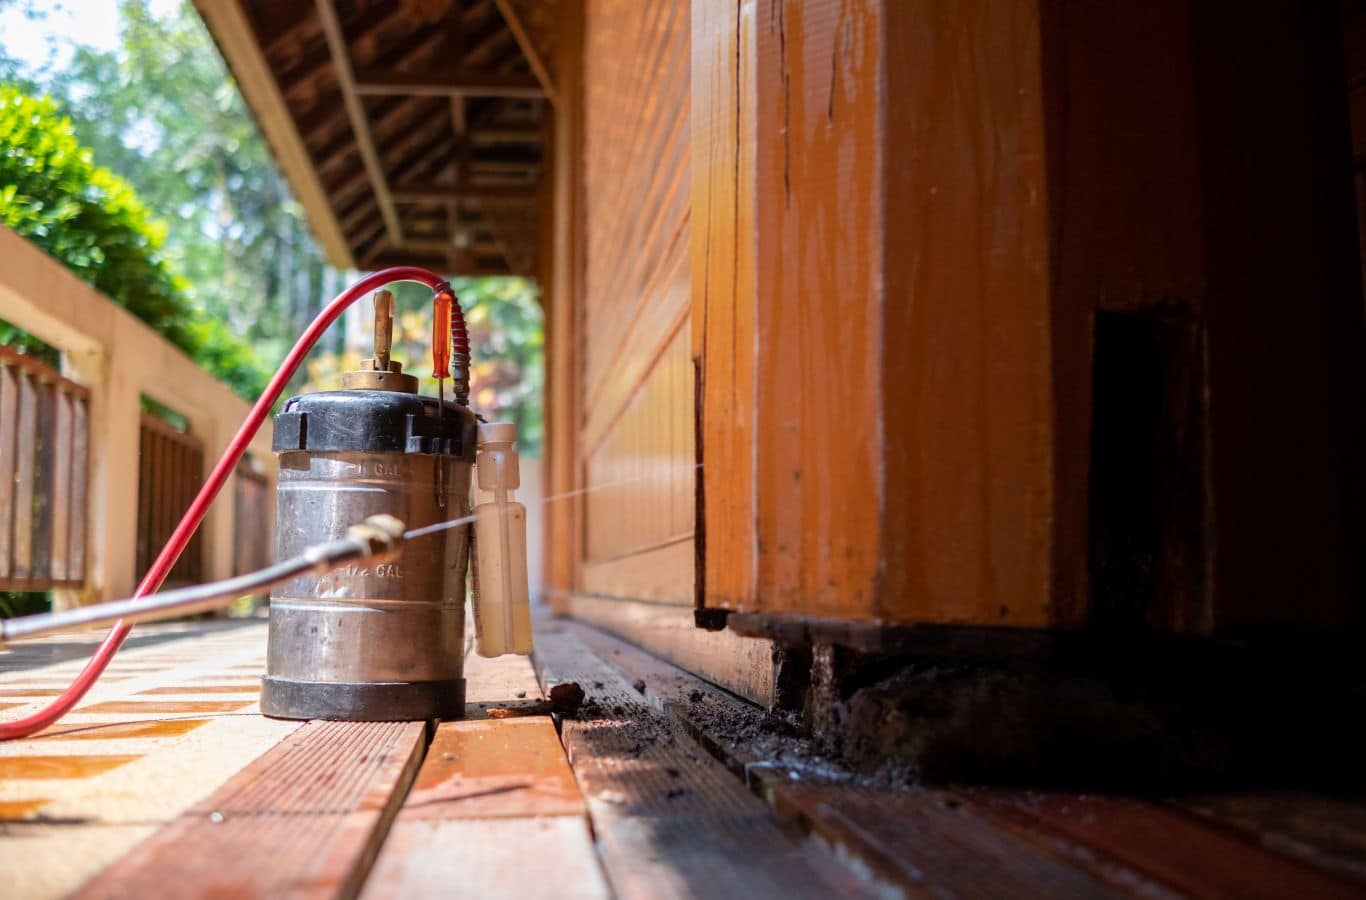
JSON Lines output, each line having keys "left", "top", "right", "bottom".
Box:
{"left": 0, "top": 267, "right": 459, "bottom": 740}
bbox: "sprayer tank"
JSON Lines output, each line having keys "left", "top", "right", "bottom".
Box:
{"left": 261, "top": 389, "right": 477, "bottom": 721}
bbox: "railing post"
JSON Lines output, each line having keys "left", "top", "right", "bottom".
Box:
{"left": 185, "top": 414, "right": 237, "bottom": 585}
{"left": 55, "top": 345, "right": 141, "bottom": 608}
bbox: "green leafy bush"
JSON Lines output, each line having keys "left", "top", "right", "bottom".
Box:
{"left": 0, "top": 85, "right": 266, "bottom": 397}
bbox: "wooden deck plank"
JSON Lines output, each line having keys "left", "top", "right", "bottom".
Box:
{"left": 1169, "top": 791, "right": 1366, "bottom": 885}
{"left": 563, "top": 619, "right": 1366, "bottom": 900}
{"left": 463, "top": 643, "right": 548, "bottom": 719}
{"left": 961, "top": 790, "right": 1366, "bottom": 900}
{"left": 532, "top": 625, "right": 860, "bottom": 899}
{"left": 396, "top": 718, "right": 583, "bottom": 820}
{"left": 364, "top": 651, "right": 609, "bottom": 899}
{"left": 364, "top": 817, "right": 608, "bottom": 900}
{"left": 73, "top": 718, "right": 425, "bottom": 900}
{"left": 1, "top": 623, "right": 294, "bottom": 900}
{"left": 563, "top": 621, "right": 1138, "bottom": 898}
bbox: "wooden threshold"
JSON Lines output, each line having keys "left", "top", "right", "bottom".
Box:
{"left": 554, "top": 592, "right": 777, "bottom": 708}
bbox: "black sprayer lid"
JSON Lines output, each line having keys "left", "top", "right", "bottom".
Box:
{"left": 272, "top": 390, "right": 477, "bottom": 459}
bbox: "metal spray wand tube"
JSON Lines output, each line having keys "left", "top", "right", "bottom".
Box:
{"left": 0, "top": 517, "right": 407, "bottom": 648}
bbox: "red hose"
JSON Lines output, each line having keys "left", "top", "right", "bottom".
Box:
{"left": 0, "top": 267, "right": 460, "bottom": 740}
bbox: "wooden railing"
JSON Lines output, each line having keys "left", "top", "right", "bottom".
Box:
{"left": 0, "top": 345, "right": 90, "bottom": 591}
{"left": 0, "top": 225, "right": 276, "bottom": 606}
{"left": 136, "top": 414, "right": 207, "bottom": 589}
{"left": 234, "top": 459, "right": 271, "bottom": 582}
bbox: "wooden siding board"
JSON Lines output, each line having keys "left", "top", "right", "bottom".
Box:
{"left": 572, "top": 0, "right": 696, "bottom": 619}
{"left": 692, "top": 0, "right": 758, "bottom": 613}
{"left": 583, "top": 326, "right": 694, "bottom": 571}
{"left": 545, "top": 0, "right": 584, "bottom": 611}
{"left": 752, "top": 0, "right": 883, "bottom": 619}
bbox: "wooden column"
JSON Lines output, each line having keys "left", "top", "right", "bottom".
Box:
{"left": 544, "top": 0, "right": 584, "bottom": 611}
{"left": 694, "top": 0, "right": 1365, "bottom": 635}
{"left": 695, "top": 0, "right": 1057, "bottom": 628}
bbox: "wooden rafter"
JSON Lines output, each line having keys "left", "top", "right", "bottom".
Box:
{"left": 315, "top": 0, "right": 403, "bottom": 247}
{"left": 493, "top": 0, "right": 557, "bottom": 105}
{"left": 353, "top": 69, "right": 542, "bottom": 98}
{"left": 391, "top": 182, "right": 537, "bottom": 202}
{"left": 280, "top": 4, "right": 408, "bottom": 100}
{"left": 259, "top": 5, "right": 317, "bottom": 60}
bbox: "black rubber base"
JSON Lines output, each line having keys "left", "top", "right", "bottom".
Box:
{"left": 260, "top": 676, "right": 465, "bottom": 721}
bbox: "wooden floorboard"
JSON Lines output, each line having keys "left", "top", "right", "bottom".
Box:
{"left": 363, "top": 651, "right": 611, "bottom": 900}
{"left": 563, "top": 618, "right": 1366, "bottom": 900}
{"left": 364, "top": 817, "right": 608, "bottom": 900}
{"left": 532, "top": 624, "right": 861, "bottom": 899}
{"left": 0, "top": 622, "right": 295, "bottom": 900}
{"left": 960, "top": 790, "right": 1366, "bottom": 900}
{"left": 1169, "top": 791, "right": 1366, "bottom": 885}
{"left": 72, "top": 718, "right": 425, "bottom": 900}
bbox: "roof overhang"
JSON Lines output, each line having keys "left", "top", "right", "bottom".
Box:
{"left": 193, "top": 0, "right": 556, "bottom": 275}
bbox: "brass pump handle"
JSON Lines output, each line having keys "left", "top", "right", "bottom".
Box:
{"left": 373, "top": 289, "right": 394, "bottom": 371}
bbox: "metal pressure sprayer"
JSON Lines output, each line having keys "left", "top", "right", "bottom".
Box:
{"left": 260, "top": 289, "right": 531, "bottom": 722}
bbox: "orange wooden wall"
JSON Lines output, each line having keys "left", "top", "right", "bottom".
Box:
{"left": 690, "top": 0, "right": 1365, "bottom": 636}
{"left": 693, "top": 0, "right": 1058, "bottom": 629}
{"left": 576, "top": 0, "right": 694, "bottom": 606}
{"left": 548, "top": 0, "right": 1363, "bottom": 670}
{"left": 546, "top": 0, "right": 780, "bottom": 704}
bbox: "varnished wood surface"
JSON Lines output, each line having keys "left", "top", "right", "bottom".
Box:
{"left": 575, "top": 0, "right": 696, "bottom": 611}
{"left": 690, "top": 0, "right": 757, "bottom": 613}
{"left": 692, "top": 0, "right": 1058, "bottom": 627}
{"left": 684, "top": 0, "right": 1366, "bottom": 637}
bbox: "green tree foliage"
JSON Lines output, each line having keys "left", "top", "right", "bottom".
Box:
{"left": 44, "top": 0, "right": 342, "bottom": 368}
{"left": 0, "top": 84, "right": 266, "bottom": 394}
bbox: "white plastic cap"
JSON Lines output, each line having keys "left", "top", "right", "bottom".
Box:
{"left": 477, "top": 422, "right": 518, "bottom": 447}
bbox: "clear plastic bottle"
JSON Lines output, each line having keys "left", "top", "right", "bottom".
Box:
{"left": 471, "top": 422, "right": 532, "bottom": 657}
